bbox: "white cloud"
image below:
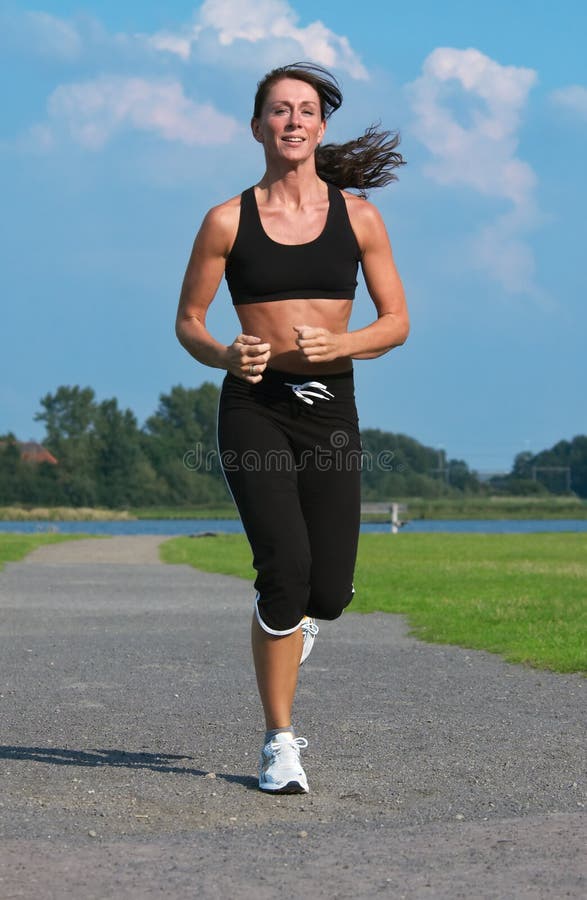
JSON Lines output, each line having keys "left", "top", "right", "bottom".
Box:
{"left": 6, "top": 2, "right": 367, "bottom": 158}
{"left": 407, "top": 47, "right": 541, "bottom": 297}
{"left": 550, "top": 84, "right": 587, "bottom": 121}
{"left": 8, "top": 2, "right": 366, "bottom": 159}
{"left": 37, "top": 76, "right": 240, "bottom": 150}
{"left": 146, "top": 0, "right": 368, "bottom": 79}
{"left": 2, "top": 3, "right": 367, "bottom": 78}
{"left": 147, "top": 31, "right": 195, "bottom": 61}
{"left": 409, "top": 47, "right": 536, "bottom": 204}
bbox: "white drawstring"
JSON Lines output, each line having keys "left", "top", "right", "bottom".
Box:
{"left": 285, "top": 381, "right": 334, "bottom": 405}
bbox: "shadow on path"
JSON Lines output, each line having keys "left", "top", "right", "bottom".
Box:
{"left": 0, "top": 745, "right": 257, "bottom": 789}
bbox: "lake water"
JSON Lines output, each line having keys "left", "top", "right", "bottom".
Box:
{"left": 1, "top": 519, "right": 587, "bottom": 535}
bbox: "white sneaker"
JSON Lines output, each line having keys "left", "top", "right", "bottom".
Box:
{"left": 258, "top": 732, "right": 309, "bottom": 794}
{"left": 300, "top": 617, "right": 319, "bottom": 666}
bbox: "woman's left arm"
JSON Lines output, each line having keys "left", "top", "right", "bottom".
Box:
{"left": 294, "top": 199, "right": 409, "bottom": 362}
{"left": 346, "top": 199, "right": 409, "bottom": 359}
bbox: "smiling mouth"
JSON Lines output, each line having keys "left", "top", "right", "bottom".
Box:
{"left": 282, "top": 137, "right": 304, "bottom": 143}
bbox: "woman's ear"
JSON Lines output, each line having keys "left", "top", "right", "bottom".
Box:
{"left": 251, "top": 117, "right": 263, "bottom": 143}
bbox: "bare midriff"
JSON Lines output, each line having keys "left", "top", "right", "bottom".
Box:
{"left": 236, "top": 296, "right": 354, "bottom": 374}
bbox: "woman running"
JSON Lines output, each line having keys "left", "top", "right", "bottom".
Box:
{"left": 176, "top": 62, "right": 409, "bottom": 794}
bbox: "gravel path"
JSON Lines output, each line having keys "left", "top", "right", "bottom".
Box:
{"left": 0, "top": 536, "right": 585, "bottom": 899}
{"left": 23, "top": 535, "right": 167, "bottom": 566}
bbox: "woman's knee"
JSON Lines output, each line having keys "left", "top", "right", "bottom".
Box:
{"left": 255, "top": 587, "right": 309, "bottom": 634}
{"left": 306, "top": 583, "right": 354, "bottom": 621}
{"left": 254, "top": 551, "right": 312, "bottom": 633}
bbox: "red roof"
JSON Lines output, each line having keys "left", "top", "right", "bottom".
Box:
{"left": 0, "top": 441, "right": 59, "bottom": 465}
{"left": 19, "top": 442, "right": 58, "bottom": 465}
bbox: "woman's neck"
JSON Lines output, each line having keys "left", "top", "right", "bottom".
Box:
{"left": 257, "top": 164, "right": 326, "bottom": 207}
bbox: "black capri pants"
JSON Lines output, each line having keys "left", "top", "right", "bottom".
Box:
{"left": 217, "top": 367, "right": 362, "bottom": 635}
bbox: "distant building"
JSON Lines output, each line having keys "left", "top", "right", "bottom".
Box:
{"left": 0, "top": 440, "right": 58, "bottom": 465}
{"left": 19, "top": 442, "right": 58, "bottom": 465}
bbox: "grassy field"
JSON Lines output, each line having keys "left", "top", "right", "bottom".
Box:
{"left": 161, "top": 532, "right": 587, "bottom": 674}
{"left": 2, "top": 496, "right": 586, "bottom": 521}
{"left": 138, "top": 496, "right": 587, "bottom": 520}
{"left": 0, "top": 533, "right": 85, "bottom": 570}
{"left": 0, "top": 507, "right": 132, "bottom": 521}
{"left": 393, "top": 496, "right": 587, "bottom": 521}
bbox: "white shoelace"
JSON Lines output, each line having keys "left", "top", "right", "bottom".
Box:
{"left": 285, "top": 381, "right": 334, "bottom": 405}
{"left": 269, "top": 736, "right": 308, "bottom": 756}
{"left": 300, "top": 618, "right": 319, "bottom": 666}
{"left": 301, "top": 620, "right": 319, "bottom": 638}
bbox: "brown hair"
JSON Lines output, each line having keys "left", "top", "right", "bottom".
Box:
{"left": 253, "top": 62, "right": 405, "bottom": 196}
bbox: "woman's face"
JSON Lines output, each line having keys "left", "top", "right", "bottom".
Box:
{"left": 252, "top": 77, "right": 326, "bottom": 164}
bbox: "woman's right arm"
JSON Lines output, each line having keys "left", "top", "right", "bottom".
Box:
{"left": 175, "top": 204, "right": 271, "bottom": 381}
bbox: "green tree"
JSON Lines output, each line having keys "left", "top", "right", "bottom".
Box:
{"left": 512, "top": 451, "right": 534, "bottom": 479}
{"left": 93, "top": 399, "right": 151, "bottom": 507}
{"left": 34, "top": 386, "right": 98, "bottom": 505}
{"left": 143, "top": 383, "right": 226, "bottom": 503}
{"left": 0, "top": 435, "right": 27, "bottom": 504}
{"left": 359, "top": 428, "right": 480, "bottom": 499}
{"left": 144, "top": 384, "right": 219, "bottom": 459}
{"left": 447, "top": 458, "right": 483, "bottom": 493}
{"left": 504, "top": 436, "right": 587, "bottom": 497}
{"left": 569, "top": 436, "right": 587, "bottom": 497}
{"left": 35, "top": 386, "right": 96, "bottom": 447}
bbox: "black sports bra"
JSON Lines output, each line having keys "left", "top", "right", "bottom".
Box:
{"left": 225, "top": 182, "right": 362, "bottom": 305}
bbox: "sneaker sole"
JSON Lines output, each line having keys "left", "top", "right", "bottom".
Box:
{"left": 259, "top": 780, "right": 309, "bottom": 794}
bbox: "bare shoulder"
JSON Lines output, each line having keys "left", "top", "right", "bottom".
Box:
{"left": 197, "top": 193, "right": 242, "bottom": 255}
{"left": 341, "top": 190, "right": 385, "bottom": 226}
{"left": 341, "top": 190, "right": 389, "bottom": 250}
{"left": 202, "top": 193, "right": 241, "bottom": 233}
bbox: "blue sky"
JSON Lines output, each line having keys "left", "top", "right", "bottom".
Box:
{"left": 1, "top": 0, "right": 586, "bottom": 472}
